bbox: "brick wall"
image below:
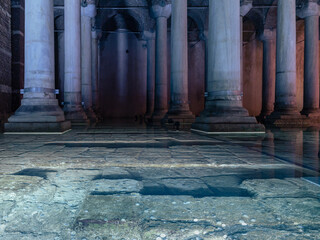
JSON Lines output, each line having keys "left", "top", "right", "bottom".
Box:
{"left": 0, "top": 0, "right": 11, "bottom": 124}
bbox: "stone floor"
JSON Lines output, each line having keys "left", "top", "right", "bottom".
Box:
{"left": 0, "top": 123, "right": 319, "bottom": 240}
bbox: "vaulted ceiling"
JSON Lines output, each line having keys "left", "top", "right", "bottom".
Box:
{"left": 53, "top": 0, "right": 311, "bottom": 42}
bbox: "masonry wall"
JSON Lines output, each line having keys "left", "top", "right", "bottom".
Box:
{"left": 0, "top": 0, "right": 11, "bottom": 124}
{"left": 99, "top": 32, "right": 148, "bottom": 118}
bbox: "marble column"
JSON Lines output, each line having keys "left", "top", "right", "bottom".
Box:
{"left": 64, "top": 0, "right": 88, "bottom": 123}
{"left": 81, "top": 0, "right": 96, "bottom": 120}
{"left": 91, "top": 28, "right": 99, "bottom": 114}
{"left": 192, "top": 0, "right": 264, "bottom": 133}
{"left": 165, "top": 0, "right": 194, "bottom": 126}
{"left": 142, "top": 31, "right": 156, "bottom": 119}
{"left": 266, "top": 0, "right": 306, "bottom": 127}
{"left": 5, "top": 0, "right": 70, "bottom": 132}
{"left": 240, "top": 0, "right": 252, "bottom": 93}
{"left": 151, "top": 4, "right": 171, "bottom": 121}
{"left": 272, "top": 0, "right": 299, "bottom": 115}
{"left": 259, "top": 29, "right": 276, "bottom": 117}
{"left": 298, "top": 1, "right": 320, "bottom": 116}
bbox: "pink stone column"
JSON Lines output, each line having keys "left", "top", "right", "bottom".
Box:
{"left": 259, "top": 29, "right": 276, "bottom": 117}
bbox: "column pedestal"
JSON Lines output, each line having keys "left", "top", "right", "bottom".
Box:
{"left": 192, "top": 0, "right": 264, "bottom": 133}
{"left": 5, "top": 0, "right": 70, "bottom": 133}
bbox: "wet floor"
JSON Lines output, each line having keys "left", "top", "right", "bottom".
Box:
{"left": 0, "top": 125, "right": 319, "bottom": 239}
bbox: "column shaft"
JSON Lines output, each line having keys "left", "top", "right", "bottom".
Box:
{"left": 92, "top": 30, "right": 99, "bottom": 112}
{"left": 64, "top": 0, "right": 87, "bottom": 122}
{"left": 81, "top": 14, "right": 93, "bottom": 110}
{"left": 260, "top": 32, "right": 276, "bottom": 116}
{"left": 274, "top": 0, "right": 298, "bottom": 113}
{"left": 146, "top": 36, "right": 156, "bottom": 117}
{"left": 302, "top": 15, "right": 320, "bottom": 115}
{"left": 206, "top": 0, "right": 243, "bottom": 112}
{"left": 153, "top": 17, "right": 169, "bottom": 119}
{"left": 81, "top": 2, "right": 97, "bottom": 120}
{"left": 169, "top": 0, "right": 192, "bottom": 115}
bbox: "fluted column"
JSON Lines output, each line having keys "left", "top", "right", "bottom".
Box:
{"left": 64, "top": 0, "right": 88, "bottom": 123}
{"left": 192, "top": 0, "right": 264, "bottom": 133}
{"left": 151, "top": 4, "right": 171, "bottom": 121}
{"left": 165, "top": 0, "right": 194, "bottom": 126}
{"left": 5, "top": 0, "right": 70, "bottom": 132}
{"left": 81, "top": 0, "right": 96, "bottom": 120}
{"left": 259, "top": 29, "right": 276, "bottom": 117}
{"left": 142, "top": 31, "right": 156, "bottom": 118}
{"left": 298, "top": 1, "right": 320, "bottom": 116}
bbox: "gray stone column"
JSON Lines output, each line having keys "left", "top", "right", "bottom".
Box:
{"left": 91, "top": 28, "right": 99, "bottom": 113}
{"left": 64, "top": 0, "right": 88, "bottom": 123}
{"left": 5, "top": 0, "right": 70, "bottom": 132}
{"left": 273, "top": 0, "right": 298, "bottom": 115}
{"left": 240, "top": 0, "right": 252, "bottom": 93}
{"left": 165, "top": 0, "right": 194, "bottom": 127}
{"left": 298, "top": 1, "right": 320, "bottom": 116}
{"left": 151, "top": 4, "right": 171, "bottom": 121}
{"left": 192, "top": 0, "right": 264, "bottom": 133}
{"left": 266, "top": 0, "right": 309, "bottom": 128}
{"left": 81, "top": 0, "right": 96, "bottom": 120}
{"left": 259, "top": 29, "right": 276, "bottom": 117}
{"left": 142, "top": 31, "right": 156, "bottom": 119}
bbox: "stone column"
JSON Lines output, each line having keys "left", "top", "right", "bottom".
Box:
{"left": 192, "top": 0, "right": 264, "bottom": 133}
{"left": 272, "top": 0, "right": 299, "bottom": 115}
{"left": 266, "top": 0, "right": 306, "bottom": 127}
{"left": 142, "top": 31, "right": 156, "bottom": 119}
{"left": 81, "top": 0, "right": 96, "bottom": 120}
{"left": 5, "top": 0, "right": 70, "bottom": 132}
{"left": 151, "top": 4, "right": 171, "bottom": 121}
{"left": 91, "top": 28, "right": 99, "bottom": 114}
{"left": 240, "top": 0, "right": 253, "bottom": 93}
{"left": 165, "top": 0, "right": 194, "bottom": 127}
{"left": 259, "top": 29, "right": 276, "bottom": 117}
{"left": 64, "top": 0, "right": 88, "bottom": 123}
{"left": 298, "top": 1, "right": 320, "bottom": 117}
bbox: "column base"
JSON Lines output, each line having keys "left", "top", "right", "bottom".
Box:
{"left": 5, "top": 121, "right": 71, "bottom": 133}
{"left": 150, "top": 110, "right": 168, "bottom": 126}
{"left": 265, "top": 110, "right": 320, "bottom": 128}
{"left": 4, "top": 99, "right": 71, "bottom": 132}
{"left": 191, "top": 108, "right": 265, "bottom": 133}
{"left": 64, "top": 106, "right": 90, "bottom": 126}
{"left": 162, "top": 110, "right": 195, "bottom": 130}
{"left": 301, "top": 108, "right": 320, "bottom": 117}
{"left": 85, "top": 108, "right": 98, "bottom": 123}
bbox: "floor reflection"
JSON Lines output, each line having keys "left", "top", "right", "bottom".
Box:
{"left": 0, "top": 126, "right": 319, "bottom": 239}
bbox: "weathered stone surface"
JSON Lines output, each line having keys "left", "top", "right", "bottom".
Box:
{"left": 91, "top": 179, "right": 143, "bottom": 194}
